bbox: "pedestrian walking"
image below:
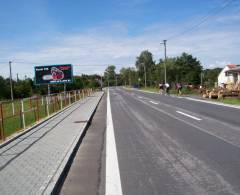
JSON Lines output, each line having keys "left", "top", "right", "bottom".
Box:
{"left": 165, "top": 83, "right": 170, "bottom": 95}
{"left": 159, "top": 83, "right": 164, "bottom": 94}
{"left": 176, "top": 83, "right": 182, "bottom": 95}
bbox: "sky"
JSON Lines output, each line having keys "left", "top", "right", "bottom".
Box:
{"left": 0, "top": 0, "right": 239, "bottom": 78}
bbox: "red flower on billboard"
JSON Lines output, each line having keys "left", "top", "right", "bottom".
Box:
{"left": 51, "top": 67, "right": 64, "bottom": 80}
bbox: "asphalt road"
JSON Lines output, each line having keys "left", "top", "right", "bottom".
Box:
{"left": 108, "top": 87, "right": 240, "bottom": 195}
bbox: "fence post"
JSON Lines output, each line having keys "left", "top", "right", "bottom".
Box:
{"left": 74, "top": 91, "right": 77, "bottom": 102}
{"left": 64, "top": 92, "right": 67, "bottom": 107}
{"left": 0, "top": 103, "right": 4, "bottom": 140}
{"left": 46, "top": 96, "right": 49, "bottom": 116}
{"left": 78, "top": 90, "right": 81, "bottom": 100}
{"left": 21, "top": 100, "right": 26, "bottom": 129}
{"left": 29, "top": 97, "right": 32, "bottom": 109}
{"left": 60, "top": 93, "right": 63, "bottom": 109}
{"left": 41, "top": 96, "right": 44, "bottom": 105}
{"left": 68, "top": 92, "right": 71, "bottom": 105}
{"left": 36, "top": 97, "right": 40, "bottom": 121}
{"left": 11, "top": 102, "right": 15, "bottom": 116}
{"left": 83, "top": 90, "right": 85, "bottom": 99}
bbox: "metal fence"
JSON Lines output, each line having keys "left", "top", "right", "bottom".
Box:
{"left": 0, "top": 89, "right": 93, "bottom": 141}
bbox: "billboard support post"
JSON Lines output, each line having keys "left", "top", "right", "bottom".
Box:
{"left": 64, "top": 83, "right": 66, "bottom": 96}
{"left": 48, "top": 84, "right": 50, "bottom": 96}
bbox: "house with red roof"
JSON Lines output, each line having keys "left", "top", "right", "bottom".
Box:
{"left": 218, "top": 64, "right": 240, "bottom": 87}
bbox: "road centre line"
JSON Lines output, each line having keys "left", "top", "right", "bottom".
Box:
{"left": 176, "top": 111, "right": 202, "bottom": 121}
{"left": 130, "top": 89, "right": 240, "bottom": 133}
{"left": 149, "top": 100, "right": 159, "bottom": 105}
{"left": 134, "top": 96, "right": 240, "bottom": 149}
{"left": 106, "top": 89, "right": 123, "bottom": 195}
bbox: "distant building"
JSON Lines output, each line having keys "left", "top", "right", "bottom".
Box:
{"left": 218, "top": 64, "right": 240, "bottom": 87}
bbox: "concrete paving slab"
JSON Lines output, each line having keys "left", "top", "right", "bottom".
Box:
{"left": 0, "top": 92, "right": 103, "bottom": 195}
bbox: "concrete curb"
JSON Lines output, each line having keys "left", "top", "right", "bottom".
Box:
{"left": 0, "top": 97, "right": 90, "bottom": 149}
{"left": 44, "top": 92, "right": 104, "bottom": 195}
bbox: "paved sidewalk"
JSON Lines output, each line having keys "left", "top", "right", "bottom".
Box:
{"left": 0, "top": 91, "right": 103, "bottom": 195}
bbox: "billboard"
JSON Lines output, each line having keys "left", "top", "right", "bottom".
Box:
{"left": 34, "top": 64, "right": 73, "bottom": 85}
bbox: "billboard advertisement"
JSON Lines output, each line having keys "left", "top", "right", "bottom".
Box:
{"left": 34, "top": 64, "right": 73, "bottom": 85}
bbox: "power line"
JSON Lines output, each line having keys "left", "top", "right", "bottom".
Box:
{"left": 167, "top": 0, "right": 236, "bottom": 41}
{"left": 14, "top": 61, "right": 130, "bottom": 66}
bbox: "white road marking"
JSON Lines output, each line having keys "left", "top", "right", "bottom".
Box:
{"left": 149, "top": 100, "right": 159, "bottom": 105}
{"left": 124, "top": 87, "right": 240, "bottom": 110}
{"left": 176, "top": 111, "right": 202, "bottom": 121}
{"left": 106, "top": 89, "right": 123, "bottom": 195}
{"left": 138, "top": 96, "right": 144, "bottom": 99}
{"left": 136, "top": 97, "right": 240, "bottom": 149}
{"left": 185, "top": 97, "right": 240, "bottom": 110}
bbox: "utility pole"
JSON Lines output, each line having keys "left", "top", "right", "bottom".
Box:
{"left": 16, "top": 73, "right": 19, "bottom": 82}
{"left": 161, "top": 40, "right": 167, "bottom": 84}
{"left": 100, "top": 75, "right": 103, "bottom": 89}
{"left": 142, "top": 63, "right": 147, "bottom": 88}
{"left": 9, "top": 61, "right": 15, "bottom": 115}
{"left": 143, "top": 63, "right": 147, "bottom": 88}
{"left": 48, "top": 84, "right": 51, "bottom": 96}
{"left": 64, "top": 83, "right": 66, "bottom": 95}
{"left": 200, "top": 72, "right": 204, "bottom": 86}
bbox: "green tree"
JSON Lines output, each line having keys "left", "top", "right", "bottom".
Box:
{"left": 135, "top": 50, "right": 155, "bottom": 86}
{"left": 104, "top": 65, "right": 116, "bottom": 86}
{"left": 155, "top": 58, "right": 177, "bottom": 85}
{"left": 14, "top": 79, "right": 32, "bottom": 98}
{"left": 203, "top": 68, "right": 222, "bottom": 87}
{"left": 0, "top": 76, "right": 8, "bottom": 99}
{"left": 175, "top": 53, "right": 202, "bottom": 84}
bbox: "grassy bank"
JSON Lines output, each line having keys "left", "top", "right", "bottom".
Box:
{"left": 215, "top": 97, "right": 240, "bottom": 105}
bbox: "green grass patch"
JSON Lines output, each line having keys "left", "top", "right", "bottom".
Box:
{"left": 0, "top": 96, "right": 71, "bottom": 140}
{"left": 215, "top": 97, "right": 240, "bottom": 105}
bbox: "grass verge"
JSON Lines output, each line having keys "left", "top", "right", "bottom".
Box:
{"left": 215, "top": 97, "right": 240, "bottom": 105}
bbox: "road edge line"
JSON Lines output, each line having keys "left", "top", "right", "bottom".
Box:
{"left": 185, "top": 97, "right": 240, "bottom": 110}
{"left": 123, "top": 87, "right": 240, "bottom": 110}
{"left": 105, "top": 88, "right": 123, "bottom": 195}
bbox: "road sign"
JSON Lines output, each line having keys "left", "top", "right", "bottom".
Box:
{"left": 34, "top": 64, "right": 73, "bottom": 85}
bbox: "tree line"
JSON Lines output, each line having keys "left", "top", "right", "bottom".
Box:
{"left": 104, "top": 51, "right": 222, "bottom": 89}
{"left": 0, "top": 75, "right": 101, "bottom": 100}
{"left": 0, "top": 50, "right": 222, "bottom": 100}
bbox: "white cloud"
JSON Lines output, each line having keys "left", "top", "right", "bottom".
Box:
{"left": 1, "top": 11, "right": 240, "bottom": 79}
